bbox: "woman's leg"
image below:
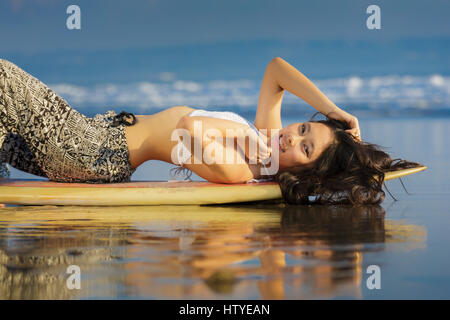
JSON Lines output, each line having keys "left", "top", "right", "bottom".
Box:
{"left": 0, "top": 59, "right": 51, "bottom": 178}
{"left": 0, "top": 132, "right": 48, "bottom": 177}
{"left": 0, "top": 59, "right": 102, "bottom": 181}
{"left": 0, "top": 59, "right": 136, "bottom": 183}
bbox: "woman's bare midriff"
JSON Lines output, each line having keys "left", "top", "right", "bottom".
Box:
{"left": 124, "top": 106, "right": 194, "bottom": 169}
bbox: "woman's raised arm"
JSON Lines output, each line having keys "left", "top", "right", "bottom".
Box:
{"left": 254, "top": 57, "right": 361, "bottom": 140}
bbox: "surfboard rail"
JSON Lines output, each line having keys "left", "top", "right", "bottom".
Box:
{"left": 0, "top": 166, "right": 427, "bottom": 206}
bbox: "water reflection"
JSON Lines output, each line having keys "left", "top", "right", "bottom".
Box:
{"left": 0, "top": 204, "right": 426, "bottom": 299}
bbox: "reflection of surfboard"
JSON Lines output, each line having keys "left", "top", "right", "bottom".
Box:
{"left": 0, "top": 166, "right": 426, "bottom": 206}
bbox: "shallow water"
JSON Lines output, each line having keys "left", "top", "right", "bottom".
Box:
{"left": 1, "top": 118, "right": 449, "bottom": 299}
{"left": 0, "top": 203, "right": 430, "bottom": 299}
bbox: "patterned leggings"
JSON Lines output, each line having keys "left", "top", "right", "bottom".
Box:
{"left": 0, "top": 59, "right": 136, "bottom": 183}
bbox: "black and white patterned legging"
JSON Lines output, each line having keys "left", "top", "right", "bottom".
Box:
{"left": 0, "top": 59, "right": 136, "bottom": 183}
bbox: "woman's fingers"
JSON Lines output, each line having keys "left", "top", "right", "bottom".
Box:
{"left": 342, "top": 113, "right": 361, "bottom": 141}
{"left": 256, "top": 144, "right": 271, "bottom": 164}
{"left": 345, "top": 128, "right": 361, "bottom": 141}
{"left": 254, "top": 136, "right": 271, "bottom": 164}
{"left": 258, "top": 146, "right": 272, "bottom": 165}
{"left": 327, "top": 107, "right": 362, "bottom": 141}
{"left": 239, "top": 129, "right": 271, "bottom": 164}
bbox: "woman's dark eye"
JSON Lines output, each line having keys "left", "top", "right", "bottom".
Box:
{"left": 302, "top": 124, "right": 306, "bottom": 134}
{"left": 304, "top": 145, "right": 309, "bottom": 157}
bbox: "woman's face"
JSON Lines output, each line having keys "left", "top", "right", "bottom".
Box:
{"left": 269, "top": 121, "right": 335, "bottom": 172}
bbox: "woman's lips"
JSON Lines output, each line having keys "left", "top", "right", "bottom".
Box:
{"left": 272, "top": 134, "right": 284, "bottom": 153}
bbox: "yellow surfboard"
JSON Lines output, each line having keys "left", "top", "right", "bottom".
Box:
{"left": 0, "top": 166, "right": 426, "bottom": 206}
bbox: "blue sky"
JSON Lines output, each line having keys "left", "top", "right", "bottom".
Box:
{"left": 1, "top": 0, "right": 449, "bottom": 54}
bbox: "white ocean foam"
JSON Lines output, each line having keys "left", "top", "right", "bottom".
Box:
{"left": 49, "top": 74, "right": 450, "bottom": 112}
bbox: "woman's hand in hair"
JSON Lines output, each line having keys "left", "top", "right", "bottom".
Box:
{"left": 326, "top": 107, "right": 361, "bottom": 141}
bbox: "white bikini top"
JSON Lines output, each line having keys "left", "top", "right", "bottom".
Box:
{"left": 188, "top": 109, "right": 262, "bottom": 137}
{"left": 173, "top": 109, "right": 273, "bottom": 183}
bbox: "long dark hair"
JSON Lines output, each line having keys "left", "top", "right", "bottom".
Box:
{"left": 276, "top": 114, "right": 423, "bottom": 205}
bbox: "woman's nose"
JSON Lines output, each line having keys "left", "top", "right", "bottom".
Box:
{"left": 287, "top": 135, "right": 301, "bottom": 147}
